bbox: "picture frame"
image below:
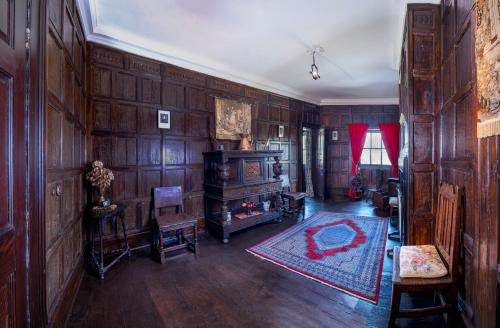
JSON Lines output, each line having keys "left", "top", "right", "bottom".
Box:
{"left": 332, "top": 130, "right": 338, "bottom": 141}
{"left": 158, "top": 110, "right": 171, "bottom": 129}
{"left": 215, "top": 98, "right": 252, "bottom": 140}
{"left": 278, "top": 125, "right": 285, "bottom": 138}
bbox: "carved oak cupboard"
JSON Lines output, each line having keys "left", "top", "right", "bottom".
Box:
{"left": 203, "top": 150, "right": 283, "bottom": 243}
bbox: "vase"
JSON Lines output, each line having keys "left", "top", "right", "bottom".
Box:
{"left": 239, "top": 133, "right": 252, "bottom": 150}
{"left": 247, "top": 208, "right": 252, "bottom": 215}
{"left": 98, "top": 187, "right": 110, "bottom": 207}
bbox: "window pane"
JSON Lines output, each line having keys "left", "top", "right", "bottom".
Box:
{"left": 363, "top": 133, "right": 371, "bottom": 148}
{"left": 372, "top": 132, "right": 382, "bottom": 148}
{"left": 382, "top": 150, "right": 391, "bottom": 165}
{"left": 361, "top": 149, "right": 370, "bottom": 164}
{"left": 371, "top": 149, "right": 382, "bottom": 165}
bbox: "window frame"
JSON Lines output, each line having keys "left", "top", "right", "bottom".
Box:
{"left": 359, "top": 129, "right": 391, "bottom": 167}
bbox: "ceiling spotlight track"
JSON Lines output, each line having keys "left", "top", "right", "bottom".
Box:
{"left": 308, "top": 46, "right": 323, "bottom": 80}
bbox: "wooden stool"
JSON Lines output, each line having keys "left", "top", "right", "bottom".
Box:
{"left": 153, "top": 186, "right": 199, "bottom": 264}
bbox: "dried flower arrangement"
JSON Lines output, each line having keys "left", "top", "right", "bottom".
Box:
{"left": 86, "top": 160, "right": 114, "bottom": 205}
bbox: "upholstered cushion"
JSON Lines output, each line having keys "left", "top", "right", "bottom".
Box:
{"left": 388, "top": 197, "right": 398, "bottom": 206}
{"left": 399, "top": 245, "right": 448, "bottom": 278}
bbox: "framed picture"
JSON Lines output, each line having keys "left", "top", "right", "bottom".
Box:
{"left": 215, "top": 98, "right": 252, "bottom": 140}
{"left": 278, "top": 125, "right": 285, "bottom": 138}
{"left": 332, "top": 130, "right": 338, "bottom": 141}
{"left": 158, "top": 110, "right": 170, "bottom": 129}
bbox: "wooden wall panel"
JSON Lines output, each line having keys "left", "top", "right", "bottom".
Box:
{"left": 88, "top": 43, "right": 304, "bottom": 246}
{"left": 400, "top": 4, "right": 440, "bottom": 246}
{"left": 437, "top": 0, "right": 498, "bottom": 326}
{"left": 320, "top": 105, "right": 399, "bottom": 201}
{"left": 44, "top": 0, "right": 87, "bottom": 324}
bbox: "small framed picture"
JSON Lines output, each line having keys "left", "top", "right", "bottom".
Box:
{"left": 332, "top": 130, "right": 338, "bottom": 141}
{"left": 278, "top": 125, "right": 285, "bottom": 138}
{"left": 158, "top": 110, "right": 171, "bottom": 129}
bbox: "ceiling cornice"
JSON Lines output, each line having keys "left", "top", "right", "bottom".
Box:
{"left": 320, "top": 98, "right": 399, "bottom": 106}
{"left": 76, "top": 0, "right": 408, "bottom": 107}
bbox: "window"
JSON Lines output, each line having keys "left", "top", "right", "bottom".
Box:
{"left": 360, "top": 130, "right": 391, "bottom": 165}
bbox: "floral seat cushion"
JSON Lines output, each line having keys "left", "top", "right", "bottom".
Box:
{"left": 399, "top": 245, "right": 448, "bottom": 278}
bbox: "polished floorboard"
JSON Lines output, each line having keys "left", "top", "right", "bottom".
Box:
{"left": 68, "top": 199, "right": 444, "bottom": 328}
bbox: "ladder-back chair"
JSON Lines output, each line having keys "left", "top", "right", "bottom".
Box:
{"left": 388, "top": 182, "right": 461, "bottom": 327}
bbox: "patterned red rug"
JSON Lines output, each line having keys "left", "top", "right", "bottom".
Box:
{"left": 246, "top": 211, "right": 388, "bottom": 303}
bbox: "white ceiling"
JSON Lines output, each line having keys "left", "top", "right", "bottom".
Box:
{"left": 77, "top": 0, "right": 439, "bottom": 105}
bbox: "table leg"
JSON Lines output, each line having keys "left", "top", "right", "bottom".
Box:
{"left": 194, "top": 224, "right": 198, "bottom": 255}
{"left": 120, "top": 214, "right": 130, "bottom": 256}
{"left": 99, "top": 219, "right": 104, "bottom": 280}
{"left": 91, "top": 222, "right": 96, "bottom": 260}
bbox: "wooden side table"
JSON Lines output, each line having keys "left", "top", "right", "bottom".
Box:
{"left": 88, "top": 204, "right": 130, "bottom": 279}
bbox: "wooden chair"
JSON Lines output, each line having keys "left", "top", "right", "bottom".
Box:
{"left": 280, "top": 175, "right": 306, "bottom": 219}
{"left": 153, "top": 186, "right": 198, "bottom": 264}
{"left": 388, "top": 182, "right": 461, "bottom": 327}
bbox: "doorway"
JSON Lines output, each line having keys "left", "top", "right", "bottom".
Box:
{"left": 301, "top": 126, "right": 326, "bottom": 200}
{"left": 302, "top": 128, "right": 314, "bottom": 197}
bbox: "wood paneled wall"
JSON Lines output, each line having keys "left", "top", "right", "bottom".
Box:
{"left": 439, "top": 0, "right": 498, "bottom": 326}
{"left": 320, "top": 105, "right": 399, "bottom": 200}
{"left": 45, "top": 0, "right": 87, "bottom": 324}
{"left": 88, "top": 43, "right": 305, "bottom": 245}
{"left": 400, "top": 5, "right": 441, "bottom": 245}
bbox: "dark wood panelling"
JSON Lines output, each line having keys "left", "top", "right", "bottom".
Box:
{"left": 400, "top": 4, "right": 440, "bottom": 246}
{"left": 45, "top": 0, "right": 87, "bottom": 325}
{"left": 0, "top": 1, "right": 29, "bottom": 326}
{"left": 320, "top": 105, "right": 399, "bottom": 200}
{"left": 438, "top": 0, "right": 496, "bottom": 326}
{"left": 88, "top": 43, "right": 302, "bottom": 247}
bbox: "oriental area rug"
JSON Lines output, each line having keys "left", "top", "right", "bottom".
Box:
{"left": 246, "top": 211, "right": 388, "bottom": 303}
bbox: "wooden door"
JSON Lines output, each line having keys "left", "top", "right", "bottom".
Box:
{"left": 0, "top": 0, "right": 29, "bottom": 326}
{"left": 315, "top": 128, "right": 326, "bottom": 200}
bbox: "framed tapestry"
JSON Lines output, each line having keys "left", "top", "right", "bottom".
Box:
{"left": 475, "top": 0, "right": 500, "bottom": 138}
{"left": 215, "top": 98, "right": 252, "bottom": 140}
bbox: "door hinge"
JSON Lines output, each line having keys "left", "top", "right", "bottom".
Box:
{"left": 25, "top": 27, "right": 31, "bottom": 49}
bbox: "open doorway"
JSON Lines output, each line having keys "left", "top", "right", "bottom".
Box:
{"left": 302, "top": 127, "right": 314, "bottom": 197}
{"left": 302, "top": 126, "right": 326, "bottom": 199}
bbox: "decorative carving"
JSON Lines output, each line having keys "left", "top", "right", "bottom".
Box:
{"left": 269, "top": 94, "right": 289, "bottom": 108}
{"left": 127, "top": 55, "right": 161, "bottom": 76}
{"left": 207, "top": 77, "right": 244, "bottom": 95}
{"left": 218, "top": 160, "right": 230, "bottom": 186}
{"left": 413, "top": 11, "right": 435, "bottom": 28}
{"left": 162, "top": 64, "right": 206, "bottom": 86}
{"left": 245, "top": 162, "right": 260, "bottom": 178}
{"left": 244, "top": 88, "right": 268, "bottom": 103}
{"left": 272, "top": 156, "right": 282, "bottom": 179}
{"left": 91, "top": 47, "right": 124, "bottom": 68}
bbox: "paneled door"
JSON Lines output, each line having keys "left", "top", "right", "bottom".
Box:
{"left": 0, "top": 0, "right": 29, "bottom": 326}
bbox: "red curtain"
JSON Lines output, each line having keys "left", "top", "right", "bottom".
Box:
{"left": 348, "top": 124, "right": 369, "bottom": 176}
{"left": 379, "top": 123, "right": 400, "bottom": 177}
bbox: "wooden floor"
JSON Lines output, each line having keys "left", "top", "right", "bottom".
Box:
{"left": 68, "top": 199, "right": 444, "bottom": 328}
